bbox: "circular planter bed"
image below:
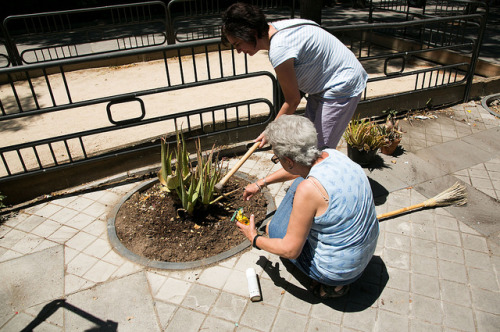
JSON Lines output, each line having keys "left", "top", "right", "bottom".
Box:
{"left": 107, "top": 172, "right": 275, "bottom": 270}
{"left": 481, "top": 93, "right": 500, "bottom": 118}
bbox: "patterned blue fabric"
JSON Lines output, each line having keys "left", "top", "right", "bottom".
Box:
{"left": 269, "top": 19, "right": 368, "bottom": 99}
{"left": 303, "top": 149, "right": 379, "bottom": 282}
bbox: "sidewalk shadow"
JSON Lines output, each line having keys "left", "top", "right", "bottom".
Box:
{"left": 21, "top": 299, "right": 118, "bottom": 332}
{"left": 257, "top": 255, "right": 388, "bottom": 312}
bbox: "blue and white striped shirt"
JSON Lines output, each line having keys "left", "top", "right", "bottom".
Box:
{"left": 269, "top": 19, "right": 368, "bottom": 99}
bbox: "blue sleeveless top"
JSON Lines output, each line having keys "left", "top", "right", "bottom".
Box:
{"left": 305, "top": 149, "right": 379, "bottom": 282}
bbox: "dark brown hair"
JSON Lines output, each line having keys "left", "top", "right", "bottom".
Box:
{"left": 221, "top": 2, "right": 269, "bottom": 47}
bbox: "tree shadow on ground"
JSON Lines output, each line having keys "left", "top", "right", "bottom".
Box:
{"left": 257, "top": 255, "right": 388, "bottom": 312}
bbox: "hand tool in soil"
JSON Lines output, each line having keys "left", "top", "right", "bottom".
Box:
{"left": 215, "top": 141, "right": 260, "bottom": 192}
{"left": 377, "top": 182, "right": 467, "bottom": 220}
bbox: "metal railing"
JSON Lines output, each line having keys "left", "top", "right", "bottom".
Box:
{"left": 0, "top": 39, "right": 279, "bottom": 182}
{"left": 2, "top": 1, "right": 169, "bottom": 66}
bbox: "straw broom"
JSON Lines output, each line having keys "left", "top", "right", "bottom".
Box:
{"left": 377, "top": 182, "right": 467, "bottom": 220}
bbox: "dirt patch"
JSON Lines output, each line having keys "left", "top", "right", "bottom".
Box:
{"left": 488, "top": 98, "right": 500, "bottom": 116}
{"left": 114, "top": 177, "right": 269, "bottom": 263}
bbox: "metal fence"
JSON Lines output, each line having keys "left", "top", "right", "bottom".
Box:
{"left": 0, "top": 0, "right": 297, "bottom": 67}
{"left": 0, "top": 2, "right": 488, "bottom": 192}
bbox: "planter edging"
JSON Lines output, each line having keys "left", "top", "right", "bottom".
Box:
{"left": 107, "top": 172, "right": 276, "bottom": 270}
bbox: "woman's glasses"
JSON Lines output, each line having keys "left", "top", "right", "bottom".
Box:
{"left": 271, "top": 154, "right": 280, "bottom": 164}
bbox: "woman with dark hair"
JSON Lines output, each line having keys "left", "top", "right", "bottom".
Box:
{"left": 222, "top": 2, "right": 368, "bottom": 149}
{"left": 237, "top": 115, "right": 379, "bottom": 298}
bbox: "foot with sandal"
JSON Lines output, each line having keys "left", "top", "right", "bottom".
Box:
{"left": 309, "top": 280, "right": 350, "bottom": 299}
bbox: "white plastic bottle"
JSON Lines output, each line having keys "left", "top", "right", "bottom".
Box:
{"left": 246, "top": 268, "right": 262, "bottom": 302}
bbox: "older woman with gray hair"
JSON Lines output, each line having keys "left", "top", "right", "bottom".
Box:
{"left": 238, "top": 115, "right": 379, "bottom": 299}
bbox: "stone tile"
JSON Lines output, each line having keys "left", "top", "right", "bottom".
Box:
{"left": 434, "top": 214, "right": 459, "bottom": 230}
{"left": 223, "top": 269, "right": 249, "bottom": 297}
{"left": 33, "top": 204, "right": 63, "bottom": 218}
{"left": 411, "top": 254, "right": 438, "bottom": 277}
{"left": 146, "top": 272, "right": 168, "bottom": 295}
{"left": 211, "top": 292, "right": 247, "bottom": 322}
{"left": 411, "top": 273, "right": 440, "bottom": 299}
{"left": 155, "top": 278, "right": 192, "bottom": 304}
{"left": 181, "top": 284, "right": 219, "bottom": 313}
{"left": 82, "top": 219, "right": 106, "bottom": 237}
{"left": 375, "top": 309, "right": 409, "bottom": 332}
{"left": 49, "top": 208, "right": 80, "bottom": 224}
{"left": 0, "top": 228, "right": 27, "bottom": 249}
{"left": 65, "top": 231, "right": 96, "bottom": 250}
{"left": 31, "top": 219, "right": 61, "bottom": 237}
{"left": 439, "top": 260, "right": 467, "bottom": 283}
{"left": 342, "top": 304, "right": 377, "bottom": 332}
{"left": 385, "top": 267, "right": 410, "bottom": 291}
{"left": 280, "top": 288, "right": 313, "bottom": 315}
{"left": 64, "top": 213, "right": 96, "bottom": 230}
{"left": 65, "top": 273, "right": 158, "bottom": 331}
{"left": 82, "top": 201, "right": 109, "bottom": 218}
{"left": 385, "top": 233, "right": 411, "bottom": 252}
{"left": 464, "top": 250, "right": 492, "bottom": 271}
{"left": 83, "top": 238, "right": 112, "bottom": 259}
{"left": 15, "top": 214, "right": 46, "bottom": 232}
{"left": 196, "top": 265, "right": 232, "bottom": 289}
{"left": 258, "top": 277, "right": 285, "bottom": 307}
{"left": 383, "top": 248, "right": 410, "bottom": 270}
{"left": 168, "top": 268, "right": 200, "bottom": 282}
{"left": 0, "top": 312, "right": 61, "bottom": 332}
{"left": 307, "top": 318, "right": 340, "bottom": 331}
{"left": 83, "top": 260, "right": 119, "bottom": 283}
{"left": 410, "top": 294, "right": 443, "bottom": 324}
{"left": 272, "top": 309, "right": 307, "bottom": 332}
{"left": 101, "top": 249, "right": 127, "bottom": 265}
{"left": 468, "top": 268, "right": 498, "bottom": 291}
{"left": 111, "top": 260, "right": 142, "bottom": 278}
{"left": 471, "top": 176, "right": 494, "bottom": 190}
{"left": 436, "top": 228, "right": 461, "bottom": 246}
{"left": 411, "top": 222, "right": 436, "bottom": 241}
{"left": 470, "top": 287, "right": 500, "bottom": 314}
{"left": 437, "top": 243, "right": 464, "bottom": 263}
{"left": 47, "top": 225, "right": 80, "bottom": 244}
{"left": 440, "top": 279, "right": 471, "bottom": 307}
{"left": 475, "top": 310, "right": 500, "bottom": 332}
{"left": 66, "top": 252, "right": 99, "bottom": 277}
{"left": 240, "top": 302, "right": 278, "bottom": 332}
{"left": 379, "top": 287, "right": 410, "bottom": 315}
{"left": 201, "top": 316, "right": 236, "bottom": 331}
{"left": 65, "top": 274, "right": 95, "bottom": 294}
{"left": 234, "top": 251, "right": 266, "bottom": 274}
{"left": 410, "top": 238, "right": 437, "bottom": 258}
{"left": 155, "top": 301, "right": 177, "bottom": 330}
{"left": 461, "top": 234, "right": 489, "bottom": 252}
{"left": 10, "top": 233, "right": 44, "bottom": 254}
{"left": 65, "top": 197, "right": 95, "bottom": 212}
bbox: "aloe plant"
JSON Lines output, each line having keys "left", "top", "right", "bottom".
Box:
{"left": 343, "top": 117, "right": 386, "bottom": 151}
{"left": 158, "top": 129, "right": 224, "bottom": 215}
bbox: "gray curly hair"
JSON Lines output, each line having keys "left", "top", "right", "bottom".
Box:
{"left": 264, "top": 115, "right": 321, "bottom": 167}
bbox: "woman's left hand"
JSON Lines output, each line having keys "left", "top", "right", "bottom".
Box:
{"left": 235, "top": 214, "right": 258, "bottom": 242}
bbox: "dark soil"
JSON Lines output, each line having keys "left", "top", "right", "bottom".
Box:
{"left": 115, "top": 177, "right": 269, "bottom": 262}
{"left": 488, "top": 98, "right": 500, "bottom": 115}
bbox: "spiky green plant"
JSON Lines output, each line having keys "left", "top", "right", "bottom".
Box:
{"left": 158, "top": 129, "right": 224, "bottom": 215}
{"left": 343, "top": 117, "right": 386, "bottom": 151}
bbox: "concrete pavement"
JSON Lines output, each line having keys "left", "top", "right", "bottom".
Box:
{"left": 1, "top": 99, "right": 500, "bottom": 331}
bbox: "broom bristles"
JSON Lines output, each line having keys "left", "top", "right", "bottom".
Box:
{"left": 423, "top": 182, "right": 467, "bottom": 207}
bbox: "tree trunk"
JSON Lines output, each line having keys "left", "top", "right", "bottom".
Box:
{"left": 300, "top": 0, "right": 322, "bottom": 25}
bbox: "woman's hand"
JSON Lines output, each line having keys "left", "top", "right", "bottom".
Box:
{"left": 235, "top": 214, "right": 258, "bottom": 242}
{"left": 243, "top": 182, "right": 260, "bottom": 201}
{"left": 255, "top": 132, "right": 267, "bottom": 148}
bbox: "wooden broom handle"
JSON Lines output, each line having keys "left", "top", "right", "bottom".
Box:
{"left": 377, "top": 202, "right": 425, "bottom": 220}
{"left": 217, "top": 142, "right": 260, "bottom": 187}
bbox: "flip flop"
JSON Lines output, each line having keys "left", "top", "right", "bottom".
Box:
{"left": 313, "top": 283, "right": 350, "bottom": 299}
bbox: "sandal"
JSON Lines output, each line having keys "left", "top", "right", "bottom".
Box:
{"left": 312, "top": 283, "right": 350, "bottom": 299}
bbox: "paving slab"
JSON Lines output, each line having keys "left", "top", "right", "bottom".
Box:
{"left": 0, "top": 245, "right": 64, "bottom": 327}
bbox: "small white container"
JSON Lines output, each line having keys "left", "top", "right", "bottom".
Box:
{"left": 246, "top": 268, "right": 261, "bottom": 302}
